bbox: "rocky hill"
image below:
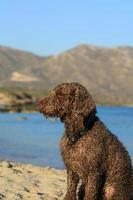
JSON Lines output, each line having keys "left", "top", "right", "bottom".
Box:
{"left": 0, "top": 44, "right": 133, "bottom": 106}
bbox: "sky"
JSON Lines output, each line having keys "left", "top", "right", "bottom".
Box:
{"left": 0, "top": 0, "right": 133, "bottom": 55}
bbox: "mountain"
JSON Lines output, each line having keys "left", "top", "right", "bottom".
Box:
{"left": 0, "top": 44, "right": 133, "bottom": 105}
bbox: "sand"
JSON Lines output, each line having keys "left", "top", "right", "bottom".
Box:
{"left": 0, "top": 161, "right": 66, "bottom": 200}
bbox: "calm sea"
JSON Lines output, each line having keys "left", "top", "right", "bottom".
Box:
{"left": 0, "top": 106, "right": 132, "bottom": 169}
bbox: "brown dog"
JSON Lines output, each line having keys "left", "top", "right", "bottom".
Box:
{"left": 38, "top": 82, "right": 133, "bottom": 200}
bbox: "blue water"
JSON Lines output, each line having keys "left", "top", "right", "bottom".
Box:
{"left": 0, "top": 106, "right": 132, "bottom": 169}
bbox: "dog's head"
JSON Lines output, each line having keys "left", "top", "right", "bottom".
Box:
{"left": 38, "top": 82, "right": 96, "bottom": 120}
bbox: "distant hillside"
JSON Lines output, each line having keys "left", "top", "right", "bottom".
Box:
{"left": 0, "top": 44, "right": 133, "bottom": 105}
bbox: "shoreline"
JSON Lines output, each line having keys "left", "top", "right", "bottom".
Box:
{"left": 0, "top": 87, "right": 133, "bottom": 113}
{"left": 0, "top": 160, "right": 66, "bottom": 200}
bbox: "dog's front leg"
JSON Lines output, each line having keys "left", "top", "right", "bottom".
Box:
{"left": 64, "top": 169, "right": 79, "bottom": 200}
{"left": 84, "top": 171, "right": 100, "bottom": 200}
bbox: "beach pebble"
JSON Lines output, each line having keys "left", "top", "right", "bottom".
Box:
{"left": 37, "top": 192, "right": 44, "bottom": 196}
{"left": 23, "top": 187, "right": 30, "bottom": 193}
{"left": 1, "top": 161, "right": 13, "bottom": 168}
{"left": 16, "top": 193, "right": 23, "bottom": 199}
{"left": 55, "top": 191, "right": 64, "bottom": 197}
{"left": 0, "top": 193, "right": 6, "bottom": 199}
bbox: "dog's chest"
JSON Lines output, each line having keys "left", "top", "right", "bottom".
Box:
{"left": 60, "top": 136, "right": 89, "bottom": 177}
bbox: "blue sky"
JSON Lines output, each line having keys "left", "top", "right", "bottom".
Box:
{"left": 0, "top": 0, "right": 133, "bottom": 55}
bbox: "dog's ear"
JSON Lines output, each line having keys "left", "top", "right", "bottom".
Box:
{"left": 73, "top": 87, "right": 96, "bottom": 117}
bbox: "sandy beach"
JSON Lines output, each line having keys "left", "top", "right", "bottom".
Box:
{"left": 0, "top": 161, "right": 66, "bottom": 200}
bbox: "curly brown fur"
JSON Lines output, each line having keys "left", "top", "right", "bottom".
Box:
{"left": 38, "top": 82, "right": 133, "bottom": 200}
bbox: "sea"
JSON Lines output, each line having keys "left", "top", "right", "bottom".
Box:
{"left": 0, "top": 106, "right": 132, "bottom": 169}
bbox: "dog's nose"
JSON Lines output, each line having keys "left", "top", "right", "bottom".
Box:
{"left": 38, "top": 99, "right": 45, "bottom": 110}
